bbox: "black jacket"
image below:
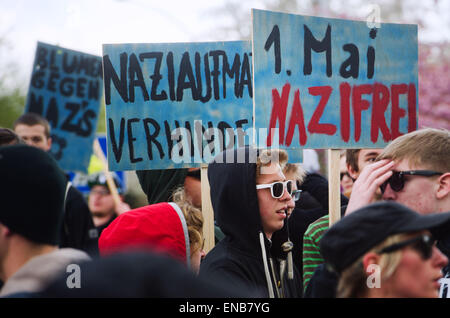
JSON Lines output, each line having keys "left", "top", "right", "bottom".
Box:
{"left": 199, "top": 147, "right": 302, "bottom": 298}
{"left": 59, "top": 185, "right": 99, "bottom": 257}
{"left": 288, "top": 173, "right": 349, "bottom": 284}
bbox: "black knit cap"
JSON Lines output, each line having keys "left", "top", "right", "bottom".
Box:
{"left": 320, "top": 201, "right": 450, "bottom": 274}
{"left": 0, "top": 144, "right": 67, "bottom": 245}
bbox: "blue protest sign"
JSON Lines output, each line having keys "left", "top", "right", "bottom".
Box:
{"left": 103, "top": 41, "right": 257, "bottom": 171}
{"left": 252, "top": 9, "right": 418, "bottom": 150}
{"left": 25, "top": 42, "right": 103, "bottom": 172}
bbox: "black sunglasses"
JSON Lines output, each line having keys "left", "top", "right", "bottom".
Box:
{"left": 380, "top": 170, "right": 442, "bottom": 194}
{"left": 378, "top": 234, "right": 436, "bottom": 260}
{"left": 340, "top": 171, "right": 352, "bottom": 181}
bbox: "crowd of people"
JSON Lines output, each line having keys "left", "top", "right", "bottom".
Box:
{"left": 0, "top": 112, "right": 449, "bottom": 299}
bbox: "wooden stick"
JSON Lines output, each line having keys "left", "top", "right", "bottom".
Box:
{"left": 201, "top": 164, "right": 215, "bottom": 253}
{"left": 328, "top": 149, "right": 341, "bottom": 227}
{"left": 93, "top": 138, "right": 122, "bottom": 209}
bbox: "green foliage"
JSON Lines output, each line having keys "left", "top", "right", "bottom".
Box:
{"left": 0, "top": 88, "right": 25, "bottom": 129}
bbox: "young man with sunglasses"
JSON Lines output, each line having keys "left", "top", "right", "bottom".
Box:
{"left": 346, "top": 128, "right": 449, "bottom": 215}
{"left": 199, "top": 147, "right": 303, "bottom": 297}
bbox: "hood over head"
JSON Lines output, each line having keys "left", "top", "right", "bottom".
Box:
{"left": 136, "top": 169, "right": 188, "bottom": 204}
{"left": 208, "top": 146, "right": 265, "bottom": 252}
{"left": 98, "top": 202, "right": 191, "bottom": 268}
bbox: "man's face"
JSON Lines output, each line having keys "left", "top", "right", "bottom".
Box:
{"left": 340, "top": 155, "right": 353, "bottom": 195}
{"left": 256, "top": 162, "right": 291, "bottom": 239}
{"left": 381, "top": 159, "right": 443, "bottom": 215}
{"left": 283, "top": 171, "right": 298, "bottom": 218}
{"left": 88, "top": 185, "right": 116, "bottom": 217}
{"left": 184, "top": 168, "right": 202, "bottom": 208}
{"left": 14, "top": 124, "right": 52, "bottom": 151}
{"left": 348, "top": 149, "right": 384, "bottom": 180}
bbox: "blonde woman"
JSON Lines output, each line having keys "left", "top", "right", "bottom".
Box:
{"left": 320, "top": 201, "right": 449, "bottom": 298}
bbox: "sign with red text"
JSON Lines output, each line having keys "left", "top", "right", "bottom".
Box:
{"left": 252, "top": 9, "right": 418, "bottom": 149}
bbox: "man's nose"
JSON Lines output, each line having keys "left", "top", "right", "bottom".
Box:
{"left": 381, "top": 183, "right": 396, "bottom": 200}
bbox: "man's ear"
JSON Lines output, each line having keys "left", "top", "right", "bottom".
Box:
{"left": 0, "top": 223, "right": 13, "bottom": 238}
{"left": 347, "top": 163, "right": 358, "bottom": 180}
{"left": 45, "top": 137, "right": 52, "bottom": 152}
{"left": 436, "top": 172, "right": 450, "bottom": 200}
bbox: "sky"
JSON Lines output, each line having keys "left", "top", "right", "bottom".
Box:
{"left": 1, "top": 0, "right": 449, "bottom": 90}
{"left": 0, "top": 0, "right": 231, "bottom": 88}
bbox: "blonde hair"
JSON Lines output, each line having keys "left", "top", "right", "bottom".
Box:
{"left": 256, "top": 148, "right": 288, "bottom": 179}
{"left": 377, "top": 128, "right": 450, "bottom": 172}
{"left": 337, "top": 233, "right": 409, "bottom": 298}
{"left": 283, "top": 163, "right": 306, "bottom": 184}
{"left": 171, "top": 187, "right": 204, "bottom": 255}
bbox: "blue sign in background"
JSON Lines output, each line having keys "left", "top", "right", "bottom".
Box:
{"left": 252, "top": 9, "right": 418, "bottom": 150}
{"left": 25, "top": 42, "right": 103, "bottom": 172}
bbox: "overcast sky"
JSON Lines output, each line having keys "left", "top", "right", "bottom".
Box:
{"left": 0, "top": 0, "right": 448, "bottom": 90}
{"left": 0, "top": 0, "right": 231, "bottom": 88}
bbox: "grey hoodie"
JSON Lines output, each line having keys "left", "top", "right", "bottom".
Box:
{"left": 0, "top": 248, "right": 90, "bottom": 297}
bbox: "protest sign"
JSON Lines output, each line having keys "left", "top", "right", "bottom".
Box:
{"left": 103, "top": 41, "right": 257, "bottom": 171}
{"left": 252, "top": 9, "right": 418, "bottom": 149}
{"left": 25, "top": 42, "right": 103, "bottom": 172}
{"left": 252, "top": 9, "right": 418, "bottom": 224}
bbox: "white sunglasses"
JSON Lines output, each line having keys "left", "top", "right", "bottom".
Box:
{"left": 256, "top": 180, "right": 294, "bottom": 199}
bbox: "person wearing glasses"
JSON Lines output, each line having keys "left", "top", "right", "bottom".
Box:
{"left": 199, "top": 147, "right": 303, "bottom": 297}
{"left": 320, "top": 201, "right": 450, "bottom": 298}
{"left": 345, "top": 128, "right": 449, "bottom": 217}
{"left": 306, "top": 128, "right": 449, "bottom": 298}
{"left": 346, "top": 128, "right": 450, "bottom": 297}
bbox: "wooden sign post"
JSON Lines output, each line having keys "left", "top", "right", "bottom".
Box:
{"left": 328, "top": 149, "right": 341, "bottom": 226}
{"left": 201, "top": 164, "right": 215, "bottom": 253}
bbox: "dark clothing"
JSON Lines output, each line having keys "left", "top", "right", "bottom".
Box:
{"left": 304, "top": 263, "right": 338, "bottom": 298}
{"left": 95, "top": 214, "right": 117, "bottom": 238}
{"left": 136, "top": 169, "right": 188, "bottom": 204}
{"left": 59, "top": 185, "right": 99, "bottom": 257}
{"left": 288, "top": 173, "right": 349, "bottom": 285}
{"left": 39, "top": 251, "right": 252, "bottom": 298}
{"left": 199, "top": 147, "right": 302, "bottom": 298}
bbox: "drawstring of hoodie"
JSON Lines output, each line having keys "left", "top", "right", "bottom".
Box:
{"left": 259, "top": 231, "right": 275, "bottom": 298}
{"left": 282, "top": 240, "right": 294, "bottom": 280}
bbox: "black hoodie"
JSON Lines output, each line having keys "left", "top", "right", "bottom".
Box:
{"left": 199, "top": 147, "right": 302, "bottom": 298}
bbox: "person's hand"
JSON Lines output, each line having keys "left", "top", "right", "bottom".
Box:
{"left": 344, "top": 159, "right": 394, "bottom": 215}
{"left": 115, "top": 201, "right": 131, "bottom": 215}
